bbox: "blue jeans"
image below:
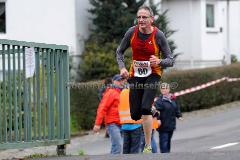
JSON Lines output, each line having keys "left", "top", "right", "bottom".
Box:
{"left": 140, "top": 129, "right": 158, "bottom": 153}
{"left": 122, "top": 127, "right": 142, "bottom": 154}
{"left": 158, "top": 131, "right": 174, "bottom": 153}
{"left": 107, "top": 124, "right": 122, "bottom": 154}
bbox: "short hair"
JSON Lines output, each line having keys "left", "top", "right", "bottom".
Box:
{"left": 138, "top": 5, "right": 154, "bottom": 17}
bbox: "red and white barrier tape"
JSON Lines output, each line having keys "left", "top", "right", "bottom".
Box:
{"left": 227, "top": 77, "right": 240, "bottom": 82}
{"left": 173, "top": 77, "right": 240, "bottom": 97}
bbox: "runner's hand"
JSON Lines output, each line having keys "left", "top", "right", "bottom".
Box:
{"left": 150, "top": 55, "right": 161, "bottom": 67}
{"left": 120, "top": 68, "right": 129, "bottom": 78}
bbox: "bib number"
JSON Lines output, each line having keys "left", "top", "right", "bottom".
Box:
{"left": 133, "top": 61, "right": 152, "bottom": 77}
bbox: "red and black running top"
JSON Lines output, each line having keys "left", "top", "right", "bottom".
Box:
{"left": 129, "top": 26, "right": 161, "bottom": 77}
{"left": 116, "top": 25, "right": 174, "bottom": 78}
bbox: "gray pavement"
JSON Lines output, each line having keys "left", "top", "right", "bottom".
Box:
{"left": 0, "top": 101, "right": 240, "bottom": 159}
{"left": 35, "top": 151, "right": 240, "bottom": 160}
{"left": 172, "top": 101, "right": 240, "bottom": 152}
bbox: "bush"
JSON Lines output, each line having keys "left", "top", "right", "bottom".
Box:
{"left": 163, "top": 63, "right": 240, "bottom": 111}
{"left": 79, "top": 41, "right": 132, "bottom": 81}
{"left": 231, "top": 54, "right": 238, "bottom": 63}
{"left": 70, "top": 81, "right": 101, "bottom": 131}
{"left": 70, "top": 63, "right": 240, "bottom": 131}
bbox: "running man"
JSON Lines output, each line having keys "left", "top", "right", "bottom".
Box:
{"left": 116, "top": 5, "right": 174, "bottom": 153}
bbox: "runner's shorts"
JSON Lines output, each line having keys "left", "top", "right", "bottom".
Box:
{"left": 128, "top": 74, "right": 161, "bottom": 120}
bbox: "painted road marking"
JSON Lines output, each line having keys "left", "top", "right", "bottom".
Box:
{"left": 211, "top": 142, "right": 239, "bottom": 150}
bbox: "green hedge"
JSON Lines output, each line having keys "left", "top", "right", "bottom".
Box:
{"left": 163, "top": 63, "right": 240, "bottom": 111}
{"left": 70, "top": 81, "right": 101, "bottom": 132}
{"left": 70, "top": 63, "right": 240, "bottom": 131}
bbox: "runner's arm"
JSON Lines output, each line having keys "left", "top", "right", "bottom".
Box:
{"left": 116, "top": 27, "right": 134, "bottom": 69}
{"left": 156, "top": 30, "right": 174, "bottom": 67}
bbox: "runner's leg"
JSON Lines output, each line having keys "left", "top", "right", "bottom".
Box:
{"left": 142, "top": 74, "right": 160, "bottom": 148}
{"left": 129, "top": 77, "right": 143, "bottom": 120}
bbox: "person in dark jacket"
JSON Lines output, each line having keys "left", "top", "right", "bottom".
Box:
{"left": 154, "top": 82, "right": 183, "bottom": 153}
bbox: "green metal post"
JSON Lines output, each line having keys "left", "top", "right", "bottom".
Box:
{"left": 2, "top": 44, "right": 7, "bottom": 143}
{"left": 55, "top": 50, "right": 60, "bottom": 139}
{"left": 63, "top": 50, "right": 70, "bottom": 139}
{"left": 22, "top": 47, "right": 28, "bottom": 142}
{"left": 36, "top": 48, "right": 41, "bottom": 140}
{"left": 17, "top": 46, "right": 22, "bottom": 142}
{"left": 50, "top": 50, "right": 54, "bottom": 139}
{"left": 13, "top": 45, "right": 18, "bottom": 142}
{"left": 7, "top": 45, "right": 13, "bottom": 142}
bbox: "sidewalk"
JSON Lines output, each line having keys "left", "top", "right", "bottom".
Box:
{"left": 0, "top": 130, "right": 109, "bottom": 159}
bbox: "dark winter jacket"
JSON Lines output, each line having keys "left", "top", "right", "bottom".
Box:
{"left": 154, "top": 95, "right": 182, "bottom": 131}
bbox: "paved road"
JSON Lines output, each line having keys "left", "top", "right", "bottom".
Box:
{"left": 0, "top": 101, "right": 240, "bottom": 159}
{"left": 35, "top": 151, "right": 240, "bottom": 160}
{"left": 67, "top": 101, "right": 240, "bottom": 155}
{"left": 172, "top": 101, "right": 240, "bottom": 152}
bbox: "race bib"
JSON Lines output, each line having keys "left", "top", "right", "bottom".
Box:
{"left": 133, "top": 60, "right": 152, "bottom": 77}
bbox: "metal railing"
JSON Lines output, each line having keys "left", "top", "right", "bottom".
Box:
{"left": 0, "top": 39, "right": 70, "bottom": 151}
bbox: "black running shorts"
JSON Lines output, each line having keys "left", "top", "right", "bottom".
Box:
{"left": 128, "top": 74, "right": 161, "bottom": 121}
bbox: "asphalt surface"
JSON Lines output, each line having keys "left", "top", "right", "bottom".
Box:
{"left": 33, "top": 150, "right": 240, "bottom": 160}
{"left": 172, "top": 101, "right": 240, "bottom": 152}
{"left": 0, "top": 101, "right": 240, "bottom": 160}
{"left": 65, "top": 101, "right": 240, "bottom": 155}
